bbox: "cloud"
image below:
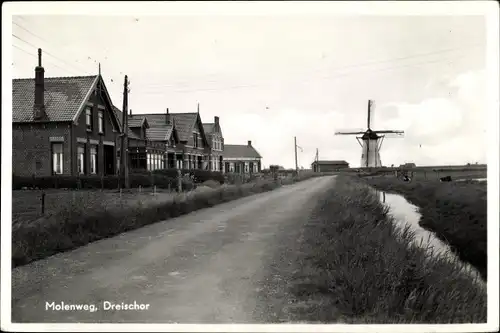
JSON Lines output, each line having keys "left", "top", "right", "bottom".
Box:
{"left": 381, "top": 69, "right": 487, "bottom": 166}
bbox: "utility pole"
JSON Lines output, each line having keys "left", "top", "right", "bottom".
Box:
{"left": 294, "top": 136, "right": 298, "bottom": 175}
{"left": 366, "top": 100, "right": 372, "bottom": 168}
{"left": 315, "top": 148, "right": 319, "bottom": 172}
{"left": 120, "top": 75, "right": 130, "bottom": 188}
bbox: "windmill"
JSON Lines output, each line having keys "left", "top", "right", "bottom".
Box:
{"left": 335, "top": 100, "right": 404, "bottom": 168}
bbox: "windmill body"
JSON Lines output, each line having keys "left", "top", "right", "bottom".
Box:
{"left": 336, "top": 100, "right": 404, "bottom": 168}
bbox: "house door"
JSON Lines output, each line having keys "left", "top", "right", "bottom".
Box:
{"left": 104, "top": 145, "right": 115, "bottom": 175}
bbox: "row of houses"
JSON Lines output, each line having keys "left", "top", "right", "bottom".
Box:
{"left": 12, "top": 49, "right": 262, "bottom": 177}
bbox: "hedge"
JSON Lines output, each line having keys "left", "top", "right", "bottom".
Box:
{"left": 12, "top": 173, "right": 194, "bottom": 191}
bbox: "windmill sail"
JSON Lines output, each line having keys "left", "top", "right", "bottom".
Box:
{"left": 334, "top": 99, "right": 404, "bottom": 168}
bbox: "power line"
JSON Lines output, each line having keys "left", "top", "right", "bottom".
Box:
{"left": 12, "top": 20, "right": 124, "bottom": 89}
{"left": 137, "top": 43, "right": 482, "bottom": 90}
{"left": 12, "top": 44, "right": 81, "bottom": 76}
{"left": 135, "top": 51, "right": 473, "bottom": 95}
{"left": 134, "top": 44, "right": 480, "bottom": 94}
{"left": 12, "top": 34, "right": 93, "bottom": 75}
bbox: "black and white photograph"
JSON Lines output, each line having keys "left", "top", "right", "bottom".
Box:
{"left": 1, "top": 1, "right": 499, "bottom": 332}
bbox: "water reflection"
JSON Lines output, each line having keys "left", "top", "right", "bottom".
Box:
{"left": 373, "top": 189, "right": 485, "bottom": 286}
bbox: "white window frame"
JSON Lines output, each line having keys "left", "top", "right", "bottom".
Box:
{"left": 52, "top": 143, "right": 64, "bottom": 175}
{"left": 86, "top": 107, "right": 92, "bottom": 131}
{"left": 77, "top": 146, "right": 85, "bottom": 175}
{"left": 90, "top": 146, "right": 97, "bottom": 174}
{"left": 98, "top": 110, "right": 104, "bottom": 134}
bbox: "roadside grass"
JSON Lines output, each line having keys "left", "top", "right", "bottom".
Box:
{"left": 11, "top": 188, "right": 178, "bottom": 228}
{"left": 286, "top": 175, "right": 486, "bottom": 323}
{"left": 11, "top": 173, "right": 317, "bottom": 268}
{"left": 363, "top": 176, "right": 487, "bottom": 280}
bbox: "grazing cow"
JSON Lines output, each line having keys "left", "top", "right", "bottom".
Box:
{"left": 440, "top": 175, "right": 452, "bottom": 182}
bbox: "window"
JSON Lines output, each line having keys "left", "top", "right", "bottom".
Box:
{"left": 90, "top": 146, "right": 97, "bottom": 174}
{"left": 98, "top": 110, "right": 104, "bottom": 133}
{"left": 77, "top": 146, "right": 85, "bottom": 174}
{"left": 86, "top": 107, "right": 92, "bottom": 131}
{"left": 193, "top": 133, "right": 198, "bottom": 148}
{"left": 52, "top": 143, "right": 64, "bottom": 174}
{"left": 147, "top": 153, "right": 151, "bottom": 171}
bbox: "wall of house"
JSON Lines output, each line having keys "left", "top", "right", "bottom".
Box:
{"left": 223, "top": 158, "right": 261, "bottom": 173}
{"left": 12, "top": 122, "right": 72, "bottom": 177}
{"left": 185, "top": 120, "right": 207, "bottom": 150}
{"left": 73, "top": 88, "right": 119, "bottom": 175}
{"left": 313, "top": 163, "right": 349, "bottom": 172}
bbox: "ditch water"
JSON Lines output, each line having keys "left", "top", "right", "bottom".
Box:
{"left": 375, "top": 189, "right": 486, "bottom": 287}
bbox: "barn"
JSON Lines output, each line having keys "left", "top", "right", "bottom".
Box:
{"left": 311, "top": 160, "right": 350, "bottom": 172}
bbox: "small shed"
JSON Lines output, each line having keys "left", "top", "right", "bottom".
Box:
{"left": 311, "top": 160, "right": 349, "bottom": 172}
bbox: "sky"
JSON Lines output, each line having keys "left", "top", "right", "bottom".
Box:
{"left": 9, "top": 9, "right": 488, "bottom": 169}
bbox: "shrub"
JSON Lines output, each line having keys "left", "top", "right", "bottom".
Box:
{"left": 152, "top": 168, "right": 225, "bottom": 184}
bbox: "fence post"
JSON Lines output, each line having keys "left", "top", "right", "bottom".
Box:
{"left": 154, "top": 185, "right": 157, "bottom": 195}
{"left": 119, "top": 188, "right": 122, "bottom": 199}
{"left": 139, "top": 185, "right": 142, "bottom": 193}
{"left": 41, "top": 192, "right": 45, "bottom": 215}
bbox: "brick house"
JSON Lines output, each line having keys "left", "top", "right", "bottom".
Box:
{"left": 223, "top": 141, "right": 262, "bottom": 174}
{"left": 113, "top": 107, "right": 182, "bottom": 171}
{"left": 140, "top": 111, "right": 212, "bottom": 170}
{"left": 203, "top": 116, "right": 224, "bottom": 172}
{"left": 12, "top": 49, "right": 122, "bottom": 177}
{"left": 311, "top": 160, "right": 349, "bottom": 172}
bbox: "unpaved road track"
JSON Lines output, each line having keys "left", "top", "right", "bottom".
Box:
{"left": 12, "top": 176, "right": 336, "bottom": 323}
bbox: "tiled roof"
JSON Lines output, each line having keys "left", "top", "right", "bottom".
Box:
{"left": 112, "top": 106, "right": 143, "bottom": 139}
{"left": 224, "top": 144, "right": 262, "bottom": 159}
{"left": 313, "top": 160, "right": 349, "bottom": 165}
{"left": 12, "top": 75, "right": 98, "bottom": 122}
{"left": 203, "top": 123, "right": 215, "bottom": 134}
{"left": 142, "top": 113, "right": 198, "bottom": 142}
{"left": 146, "top": 127, "right": 173, "bottom": 141}
{"left": 128, "top": 116, "right": 148, "bottom": 128}
{"left": 171, "top": 113, "right": 199, "bottom": 141}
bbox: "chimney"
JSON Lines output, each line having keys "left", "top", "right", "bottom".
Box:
{"left": 214, "top": 116, "right": 219, "bottom": 125}
{"left": 248, "top": 140, "right": 252, "bottom": 146}
{"left": 33, "top": 48, "right": 46, "bottom": 120}
{"left": 166, "top": 108, "right": 171, "bottom": 124}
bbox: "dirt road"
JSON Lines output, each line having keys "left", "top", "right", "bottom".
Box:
{"left": 11, "top": 176, "right": 336, "bottom": 323}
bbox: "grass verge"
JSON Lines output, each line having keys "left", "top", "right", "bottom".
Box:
{"left": 363, "top": 176, "right": 487, "bottom": 280}
{"left": 12, "top": 173, "right": 317, "bottom": 268}
{"left": 286, "top": 175, "right": 486, "bottom": 323}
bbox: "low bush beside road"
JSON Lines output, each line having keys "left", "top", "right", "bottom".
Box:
{"left": 286, "top": 175, "right": 486, "bottom": 323}
{"left": 363, "top": 176, "right": 487, "bottom": 280}
{"left": 11, "top": 173, "right": 315, "bottom": 268}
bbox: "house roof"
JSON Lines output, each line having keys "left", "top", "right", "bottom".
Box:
{"left": 146, "top": 127, "right": 174, "bottom": 141}
{"left": 312, "top": 160, "right": 349, "bottom": 165}
{"left": 203, "top": 123, "right": 215, "bottom": 134}
{"left": 128, "top": 116, "right": 149, "bottom": 128}
{"left": 224, "top": 144, "right": 262, "bottom": 159}
{"left": 141, "top": 112, "right": 202, "bottom": 142}
{"left": 12, "top": 75, "right": 99, "bottom": 123}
